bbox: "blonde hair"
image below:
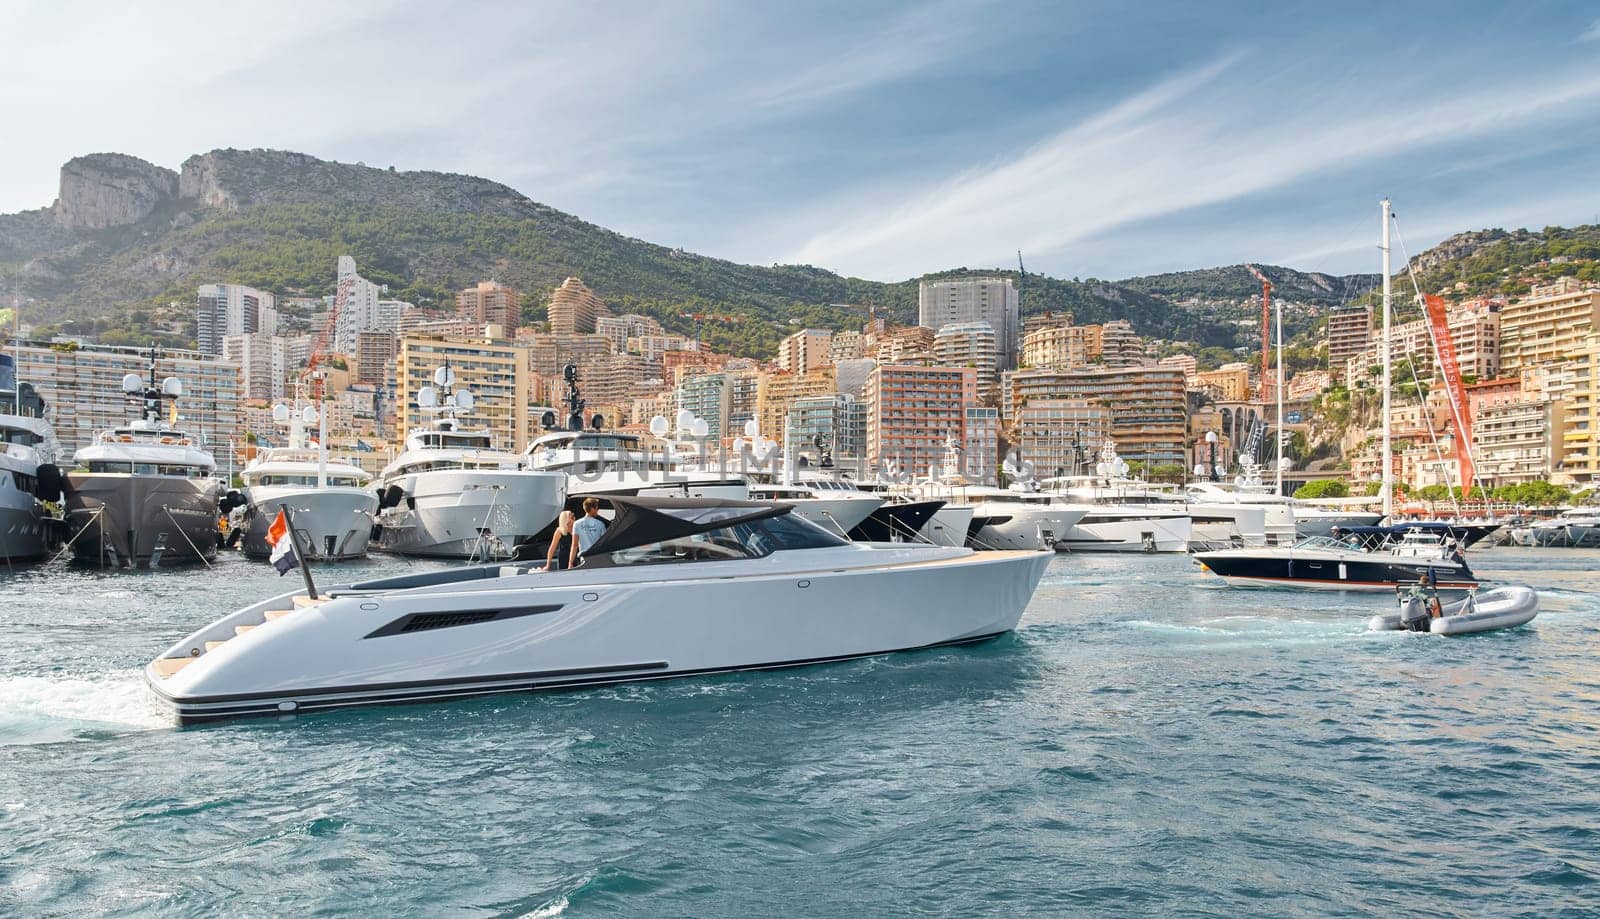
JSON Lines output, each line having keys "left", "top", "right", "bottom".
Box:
{"left": 557, "top": 509, "right": 576, "bottom": 533}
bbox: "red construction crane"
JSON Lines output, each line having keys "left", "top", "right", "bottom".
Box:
{"left": 303, "top": 275, "right": 354, "bottom": 400}
{"left": 1245, "top": 264, "right": 1273, "bottom": 401}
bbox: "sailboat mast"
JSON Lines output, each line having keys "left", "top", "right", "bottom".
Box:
{"left": 1380, "top": 198, "right": 1393, "bottom": 519}
{"left": 1275, "top": 288, "right": 1284, "bottom": 494}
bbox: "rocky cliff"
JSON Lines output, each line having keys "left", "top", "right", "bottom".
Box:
{"left": 52, "top": 153, "right": 179, "bottom": 229}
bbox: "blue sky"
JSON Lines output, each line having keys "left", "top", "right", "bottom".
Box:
{"left": 4, "top": 1, "right": 1600, "bottom": 281}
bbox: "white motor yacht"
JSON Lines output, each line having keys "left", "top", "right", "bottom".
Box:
{"left": 235, "top": 403, "right": 378, "bottom": 561}
{"left": 907, "top": 442, "right": 1084, "bottom": 550}
{"left": 1040, "top": 443, "right": 1192, "bottom": 553}
{"left": 522, "top": 367, "right": 747, "bottom": 501}
{"left": 144, "top": 496, "right": 1052, "bottom": 725}
{"left": 373, "top": 366, "right": 565, "bottom": 560}
{"left": 65, "top": 351, "right": 223, "bottom": 568}
{"left": 0, "top": 366, "right": 63, "bottom": 562}
{"left": 1529, "top": 507, "right": 1600, "bottom": 547}
{"left": 1185, "top": 465, "right": 1297, "bottom": 547}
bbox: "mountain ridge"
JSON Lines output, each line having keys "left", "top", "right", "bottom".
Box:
{"left": 0, "top": 148, "right": 1490, "bottom": 356}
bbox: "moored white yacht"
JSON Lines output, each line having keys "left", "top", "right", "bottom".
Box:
{"left": 236, "top": 402, "right": 378, "bottom": 561}
{"left": 64, "top": 350, "right": 223, "bottom": 568}
{"left": 522, "top": 366, "right": 747, "bottom": 501}
{"left": 1185, "top": 462, "right": 1297, "bottom": 547}
{"left": 0, "top": 360, "right": 63, "bottom": 561}
{"left": 909, "top": 442, "right": 1085, "bottom": 550}
{"left": 1041, "top": 443, "right": 1192, "bottom": 553}
{"left": 144, "top": 496, "right": 1052, "bottom": 724}
{"left": 372, "top": 366, "right": 565, "bottom": 560}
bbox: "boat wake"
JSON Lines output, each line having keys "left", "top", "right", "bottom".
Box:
{"left": 1119, "top": 615, "right": 1361, "bottom": 648}
{"left": 0, "top": 670, "right": 170, "bottom": 746}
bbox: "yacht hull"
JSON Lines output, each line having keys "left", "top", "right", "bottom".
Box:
{"left": 1294, "top": 512, "right": 1383, "bottom": 540}
{"left": 374, "top": 469, "right": 565, "bottom": 559}
{"left": 784, "top": 496, "right": 884, "bottom": 538}
{"left": 1194, "top": 548, "right": 1477, "bottom": 592}
{"left": 0, "top": 501, "right": 54, "bottom": 562}
{"left": 146, "top": 547, "right": 1052, "bottom": 724}
{"left": 241, "top": 487, "right": 379, "bottom": 560}
{"left": 921, "top": 505, "right": 974, "bottom": 547}
{"left": 1056, "top": 512, "right": 1191, "bottom": 553}
{"left": 65, "top": 473, "right": 222, "bottom": 568}
{"left": 969, "top": 506, "right": 1085, "bottom": 551}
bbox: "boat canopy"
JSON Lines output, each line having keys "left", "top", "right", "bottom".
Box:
{"left": 581, "top": 496, "right": 795, "bottom": 557}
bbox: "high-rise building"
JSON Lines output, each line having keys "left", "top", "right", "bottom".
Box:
{"left": 866, "top": 364, "right": 976, "bottom": 477}
{"left": 918, "top": 278, "right": 1020, "bottom": 369}
{"left": 13, "top": 342, "right": 245, "bottom": 455}
{"left": 585, "top": 353, "right": 663, "bottom": 407}
{"left": 223, "top": 332, "right": 310, "bottom": 402}
{"left": 526, "top": 333, "right": 615, "bottom": 379}
{"left": 1002, "top": 366, "right": 1187, "bottom": 468}
{"left": 595, "top": 314, "right": 666, "bottom": 353}
{"left": 395, "top": 336, "right": 536, "bottom": 452}
{"left": 875, "top": 326, "right": 935, "bottom": 364}
{"left": 827, "top": 330, "right": 867, "bottom": 364}
{"left": 776, "top": 328, "right": 833, "bottom": 374}
{"left": 1021, "top": 311, "right": 1074, "bottom": 337}
{"left": 1326, "top": 305, "right": 1372, "bottom": 370}
{"left": 675, "top": 371, "right": 734, "bottom": 440}
{"left": 1500, "top": 277, "right": 1600, "bottom": 372}
{"left": 757, "top": 368, "right": 837, "bottom": 440}
{"left": 331, "top": 256, "right": 388, "bottom": 352}
{"left": 1341, "top": 300, "right": 1502, "bottom": 388}
{"left": 456, "top": 281, "right": 521, "bottom": 333}
{"left": 1010, "top": 398, "right": 1114, "bottom": 479}
{"left": 197, "top": 283, "right": 277, "bottom": 355}
{"left": 933, "top": 321, "right": 999, "bottom": 404}
{"left": 355, "top": 331, "right": 397, "bottom": 385}
{"left": 1158, "top": 354, "right": 1198, "bottom": 384}
{"left": 547, "top": 277, "right": 609, "bottom": 335}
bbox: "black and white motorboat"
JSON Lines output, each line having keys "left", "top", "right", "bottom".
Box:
{"left": 145, "top": 496, "right": 1052, "bottom": 724}
{"left": 64, "top": 349, "right": 224, "bottom": 568}
{"left": 1194, "top": 529, "right": 1478, "bottom": 592}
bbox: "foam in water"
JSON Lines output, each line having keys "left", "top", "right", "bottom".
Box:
{"left": 0, "top": 670, "right": 171, "bottom": 745}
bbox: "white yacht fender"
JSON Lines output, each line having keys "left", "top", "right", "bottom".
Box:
{"left": 144, "top": 497, "right": 1052, "bottom": 725}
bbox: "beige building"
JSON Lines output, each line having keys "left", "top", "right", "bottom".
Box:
{"left": 396, "top": 336, "right": 536, "bottom": 452}
{"left": 827, "top": 330, "right": 867, "bottom": 363}
{"left": 13, "top": 342, "right": 245, "bottom": 456}
{"left": 875, "top": 326, "right": 935, "bottom": 364}
{"left": 223, "top": 332, "right": 311, "bottom": 402}
{"left": 456, "top": 280, "right": 522, "bottom": 332}
{"left": 1500, "top": 277, "right": 1600, "bottom": 372}
{"left": 595, "top": 314, "right": 665, "bottom": 353}
{"left": 1343, "top": 300, "right": 1501, "bottom": 387}
{"left": 526, "top": 333, "right": 615, "bottom": 378}
{"left": 756, "top": 368, "right": 837, "bottom": 440}
{"left": 1021, "top": 324, "right": 1087, "bottom": 370}
{"left": 355, "top": 331, "right": 397, "bottom": 386}
{"left": 1099, "top": 319, "right": 1144, "bottom": 368}
{"left": 547, "top": 277, "right": 610, "bottom": 335}
{"left": 777, "top": 328, "right": 833, "bottom": 374}
{"left": 1196, "top": 363, "right": 1252, "bottom": 402}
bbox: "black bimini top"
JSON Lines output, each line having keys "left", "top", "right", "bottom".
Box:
{"left": 581, "top": 496, "right": 794, "bottom": 557}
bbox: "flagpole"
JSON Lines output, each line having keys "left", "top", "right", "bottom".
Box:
{"left": 280, "top": 505, "right": 320, "bottom": 599}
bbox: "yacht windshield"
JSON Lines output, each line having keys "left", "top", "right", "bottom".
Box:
{"left": 602, "top": 513, "right": 846, "bottom": 567}
{"left": 0, "top": 427, "right": 40, "bottom": 446}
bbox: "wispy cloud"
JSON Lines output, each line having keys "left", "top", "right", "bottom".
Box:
{"left": 784, "top": 54, "right": 1600, "bottom": 279}
{"left": 1581, "top": 19, "right": 1600, "bottom": 42}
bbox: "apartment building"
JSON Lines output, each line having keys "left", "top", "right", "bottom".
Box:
{"left": 918, "top": 278, "right": 1019, "bottom": 369}
{"left": 331, "top": 256, "right": 389, "bottom": 353}
{"left": 776, "top": 328, "right": 833, "bottom": 374}
{"left": 223, "top": 332, "right": 311, "bottom": 402}
{"left": 1021, "top": 324, "right": 1087, "bottom": 369}
{"left": 1010, "top": 398, "right": 1114, "bottom": 479}
{"left": 395, "top": 337, "right": 536, "bottom": 452}
{"left": 932, "top": 321, "right": 999, "bottom": 404}
{"left": 1342, "top": 300, "right": 1501, "bottom": 387}
{"left": 1001, "top": 365, "right": 1187, "bottom": 467}
{"left": 788, "top": 393, "right": 867, "bottom": 471}
{"left": 1196, "top": 363, "right": 1252, "bottom": 402}
{"left": 1326, "top": 305, "right": 1371, "bottom": 369}
{"left": 756, "top": 368, "right": 837, "bottom": 441}
{"left": 197, "top": 283, "right": 277, "bottom": 355}
{"left": 13, "top": 342, "right": 245, "bottom": 454}
{"left": 355, "top": 331, "right": 397, "bottom": 385}
{"left": 964, "top": 406, "right": 999, "bottom": 485}
{"left": 595, "top": 314, "right": 665, "bottom": 353}
{"left": 1500, "top": 277, "right": 1600, "bottom": 373}
{"left": 865, "top": 364, "right": 976, "bottom": 477}
{"left": 547, "top": 277, "right": 609, "bottom": 335}
{"left": 456, "top": 280, "right": 522, "bottom": 333}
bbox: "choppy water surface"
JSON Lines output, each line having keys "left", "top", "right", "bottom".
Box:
{"left": 2, "top": 547, "right": 1598, "bottom": 916}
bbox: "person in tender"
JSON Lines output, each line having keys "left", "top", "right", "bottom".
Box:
{"left": 570, "top": 497, "right": 608, "bottom": 568}
{"left": 542, "top": 510, "right": 576, "bottom": 571}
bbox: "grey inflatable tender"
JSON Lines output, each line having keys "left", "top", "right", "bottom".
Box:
{"left": 1368, "top": 585, "right": 1539, "bottom": 635}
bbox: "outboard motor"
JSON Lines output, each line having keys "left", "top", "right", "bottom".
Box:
{"left": 1399, "top": 594, "right": 1432, "bottom": 632}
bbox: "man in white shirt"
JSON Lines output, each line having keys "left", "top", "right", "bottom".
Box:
{"left": 570, "top": 497, "right": 607, "bottom": 567}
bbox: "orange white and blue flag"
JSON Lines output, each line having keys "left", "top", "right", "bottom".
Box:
{"left": 267, "top": 508, "right": 299, "bottom": 575}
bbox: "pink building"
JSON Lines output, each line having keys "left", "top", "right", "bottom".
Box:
{"left": 866, "top": 364, "right": 976, "bottom": 477}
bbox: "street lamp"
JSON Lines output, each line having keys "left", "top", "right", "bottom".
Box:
{"left": 1205, "top": 430, "right": 1219, "bottom": 482}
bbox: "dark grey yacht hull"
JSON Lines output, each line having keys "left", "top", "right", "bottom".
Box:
{"left": 65, "top": 473, "right": 223, "bottom": 568}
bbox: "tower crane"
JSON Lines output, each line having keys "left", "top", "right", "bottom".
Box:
{"left": 303, "top": 275, "right": 355, "bottom": 401}
{"left": 1245, "top": 264, "right": 1274, "bottom": 401}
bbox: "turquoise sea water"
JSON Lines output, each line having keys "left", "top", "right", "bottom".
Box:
{"left": 1, "top": 546, "right": 1598, "bottom": 916}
